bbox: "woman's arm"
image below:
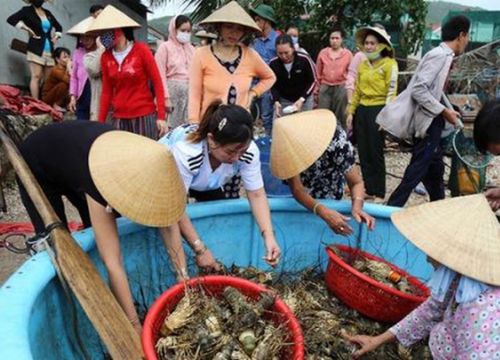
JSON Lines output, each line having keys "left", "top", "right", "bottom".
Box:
{"left": 342, "top": 330, "right": 396, "bottom": 359}
{"left": 316, "top": 50, "right": 324, "bottom": 85}
{"left": 345, "top": 166, "right": 375, "bottom": 229}
{"left": 246, "top": 187, "right": 280, "bottom": 266}
{"left": 250, "top": 49, "right": 276, "bottom": 97}
{"left": 142, "top": 45, "right": 166, "bottom": 121}
{"left": 69, "top": 53, "right": 79, "bottom": 97}
{"left": 385, "top": 59, "right": 398, "bottom": 103}
{"left": 86, "top": 195, "right": 142, "bottom": 333}
{"left": 288, "top": 175, "right": 353, "bottom": 236}
{"left": 47, "top": 10, "right": 62, "bottom": 36}
{"left": 83, "top": 46, "right": 105, "bottom": 78}
{"left": 344, "top": 296, "right": 447, "bottom": 358}
{"left": 158, "top": 223, "right": 188, "bottom": 281}
{"left": 187, "top": 49, "right": 203, "bottom": 123}
{"left": 7, "top": 8, "right": 38, "bottom": 38}
{"left": 98, "top": 54, "right": 112, "bottom": 123}
{"left": 178, "top": 213, "right": 220, "bottom": 271}
{"left": 300, "top": 54, "right": 317, "bottom": 100}
{"left": 154, "top": 42, "right": 171, "bottom": 104}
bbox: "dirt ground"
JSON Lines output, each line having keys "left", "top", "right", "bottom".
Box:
{"left": 1, "top": 152, "right": 498, "bottom": 285}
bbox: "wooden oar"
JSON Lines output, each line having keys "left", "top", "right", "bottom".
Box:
{"left": 0, "top": 127, "right": 143, "bottom": 359}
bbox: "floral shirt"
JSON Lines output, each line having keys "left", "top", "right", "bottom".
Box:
{"left": 390, "top": 286, "right": 500, "bottom": 359}
{"left": 300, "top": 128, "right": 355, "bottom": 199}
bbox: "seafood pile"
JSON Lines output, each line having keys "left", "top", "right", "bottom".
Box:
{"left": 155, "top": 266, "right": 430, "bottom": 360}
{"left": 236, "top": 266, "right": 430, "bottom": 359}
{"left": 328, "top": 245, "right": 418, "bottom": 295}
{"left": 155, "top": 285, "right": 288, "bottom": 360}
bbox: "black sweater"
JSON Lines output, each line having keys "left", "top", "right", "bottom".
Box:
{"left": 7, "top": 5, "right": 62, "bottom": 56}
{"left": 269, "top": 52, "right": 316, "bottom": 103}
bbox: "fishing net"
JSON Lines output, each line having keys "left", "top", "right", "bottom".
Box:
{"left": 445, "top": 123, "right": 492, "bottom": 196}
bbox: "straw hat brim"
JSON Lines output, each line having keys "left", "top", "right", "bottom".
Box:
{"left": 89, "top": 131, "right": 186, "bottom": 227}
{"left": 195, "top": 30, "right": 218, "bottom": 39}
{"left": 86, "top": 4, "right": 141, "bottom": 33}
{"left": 199, "top": 1, "right": 261, "bottom": 33}
{"left": 391, "top": 194, "right": 500, "bottom": 286}
{"left": 67, "top": 17, "right": 95, "bottom": 36}
{"left": 355, "top": 27, "right": 393, "bottom": 50}
{"left": 270, "top": 109, "right": 337, "bottom": 180}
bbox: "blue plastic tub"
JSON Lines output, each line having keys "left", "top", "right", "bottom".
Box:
{"left": 0, "top": 199, "right": 432, "bottom": 359}
{"left": 255, "top": 136, "right": 292, "bottom": 198}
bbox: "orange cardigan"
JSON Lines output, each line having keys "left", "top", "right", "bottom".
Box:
{"left": 188, "top": 45, "right": 276, "bottom": 122}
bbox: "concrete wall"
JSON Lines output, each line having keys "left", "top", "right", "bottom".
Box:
{"left": 1, "top": 0, "right": 147, "bottom": 87}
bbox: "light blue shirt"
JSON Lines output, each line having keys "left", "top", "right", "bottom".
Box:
{"left": 41, "top": 18, "right": 51, "bottom": 53}
{"left": 252, "top": 30, "right": 278, "bottom": 64}
{"left": 428, "top": 265, "right": 491, "bottom": 304}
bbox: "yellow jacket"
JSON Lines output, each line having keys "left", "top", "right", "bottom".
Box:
{"left": 349, "top": 57, "right": 398, "bottom": 114}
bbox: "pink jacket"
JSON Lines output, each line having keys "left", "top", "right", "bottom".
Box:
{"left": 316, "top": 47, "right": 353, "bottom": 86}
{"left": 345, "top": 51, "right": 367, "bottom": 92}
{"left": 154, "top": 16, "right": 195, "bottom": 100}
{"left": 70, "top": 47, "right": 89, "bottom": 99}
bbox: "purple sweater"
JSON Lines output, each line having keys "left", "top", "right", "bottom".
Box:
{"left": 70, "top": 47, "right": 89, "bottom": 99}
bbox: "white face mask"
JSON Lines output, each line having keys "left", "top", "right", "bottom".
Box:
{"left": 176, "top": 32, "right": 191, "bottom": 44}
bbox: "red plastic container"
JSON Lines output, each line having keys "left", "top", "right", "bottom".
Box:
{"left": 325, "top": 245, "right": 429, "bottom": 323}
{"left": 142, "top": 275, "right": 305, "bottom": 360}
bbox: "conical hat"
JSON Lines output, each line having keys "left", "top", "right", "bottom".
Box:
{"left": 355, "top": 26, "right": 394, "bottom": 55}
{"left": 195, "top": 30, "right": 218, "bottom": 39}
{"left": 270, "top": 109, "right": 337, "bottom": 180}
{"left": 89, "top": 131, "right": 186, "bottom": 227}
{"left": 86, "top": 5, "right": 140, "bottom": 33}
{"left": 199, "top": 1, "right": 261, "bottom": 33}
{"left": 67, "top": 17, "right": 95, "bottom": 36}
{"left": 391, "top": 194, "right": 500, "bottom": 286}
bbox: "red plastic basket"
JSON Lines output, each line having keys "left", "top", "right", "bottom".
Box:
{"left": 142, "top": 275, "right": 305, "bottom": 360}
{"left": 325, "top": 245, "right": 429, "bottom": 323}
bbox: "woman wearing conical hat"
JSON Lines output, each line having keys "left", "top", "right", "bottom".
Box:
{"left": 188, "top": 1, "right": 276, "bottom": 123}
{"left": 86, "top": 5, "right": 167, "bottom": 139}
{"left": 17, "top": 121, "right": 187, "bottom": 334}
{"left": 346, "top": 26, "right": 398, "bottom": 200}
{"left": 270, "top": 109, "right": 375, "bottom": 235}
{"left": 343, "top": 195, "right": 500, "bottom": 359}
{"left": 66, "top": 16, "right": 98, "bottom": 120}
{"left": 474, "top": 100, "right": 500, "bottom": 212}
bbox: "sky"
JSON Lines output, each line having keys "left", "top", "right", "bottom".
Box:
{"left": 147, "top": 0, "right": 500, "bottom": 18}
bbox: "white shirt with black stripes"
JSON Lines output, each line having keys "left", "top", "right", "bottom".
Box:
{"left": 158, "top": 125, "right": 264, "bottom": 193}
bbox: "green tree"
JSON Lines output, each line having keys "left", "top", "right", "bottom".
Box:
{"left": 147, "top": 0, "right": 427, "bottom": 55}
{"left": 309, "top": 0, "right": 428, "bottom": 55}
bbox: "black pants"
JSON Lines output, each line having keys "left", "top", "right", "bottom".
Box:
{"left": 18, "top": 177, "right": 91, "bottom": 234}
{"left": 355, "top": 105, "right": 386, "bottom": 198}
{"left": 387, "top": 116, "right": 445, "bottom": 207}
{"left": 76, "top": 80, "right": 91, "bottom": 120}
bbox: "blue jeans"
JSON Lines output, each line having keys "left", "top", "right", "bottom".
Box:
{"left": 258, "top": 91, "right": 274, "bottom": 135}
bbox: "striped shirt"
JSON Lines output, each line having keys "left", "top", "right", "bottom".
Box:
{"left": 158, "top": 124, "right": 263, "bottom": 192}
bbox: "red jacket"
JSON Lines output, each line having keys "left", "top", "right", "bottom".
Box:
{"left": 99, "top": 42, "right": 165, "bottom": 122}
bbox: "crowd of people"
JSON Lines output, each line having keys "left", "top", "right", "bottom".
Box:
{"left": 5, "top": 0, "right": 500, "bottom": 356}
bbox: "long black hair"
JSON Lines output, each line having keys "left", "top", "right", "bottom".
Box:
{"left": 473, "top": 99, "right": 500, "bottom": 153}
{"left": 175, "top": 15, "right": 191, "bottom": 29}
{"left": 188, "top": 100, "right": 253, "bottom": 145}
